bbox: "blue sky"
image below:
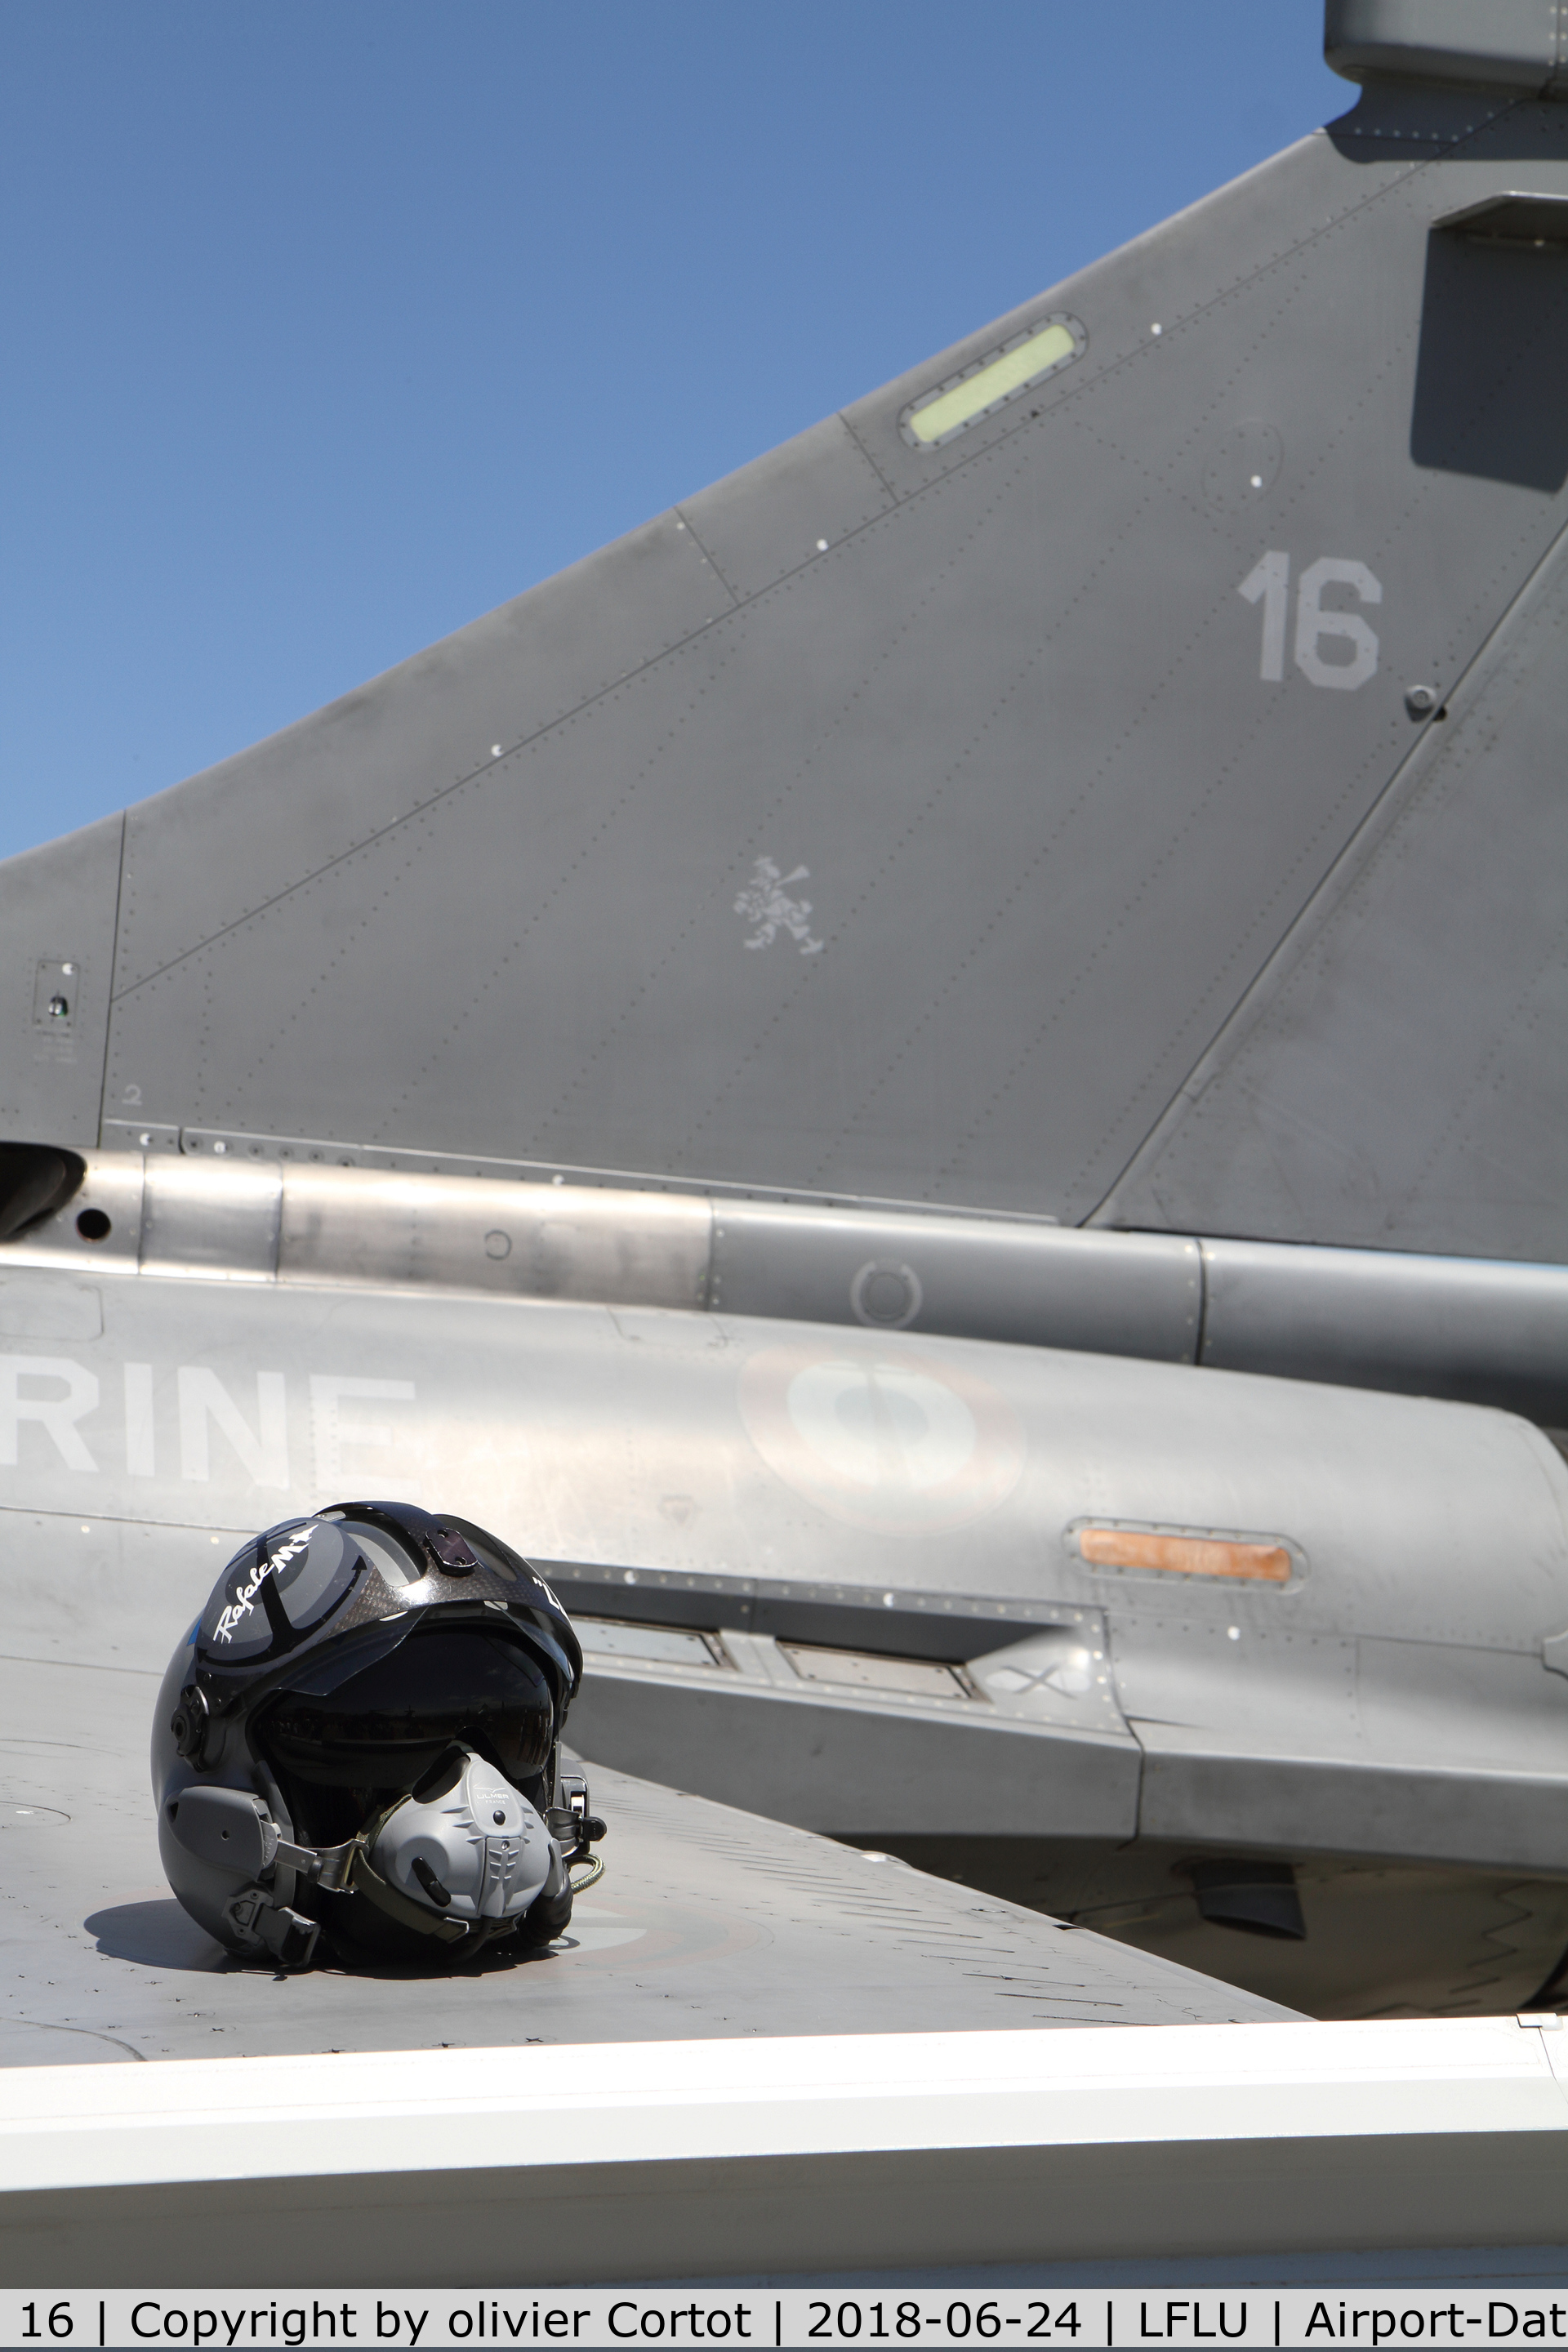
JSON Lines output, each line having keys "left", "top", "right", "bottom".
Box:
{"left": 0, "top": 2, "right": 1345, "bottom": 865}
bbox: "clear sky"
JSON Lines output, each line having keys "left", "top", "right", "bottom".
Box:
{"left": 0, "top": 2, "right": 1346, "bottom": 866}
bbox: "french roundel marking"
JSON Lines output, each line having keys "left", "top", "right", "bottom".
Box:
{"left": 737, "top": 1342, "right": 1025, "bottom": 1535}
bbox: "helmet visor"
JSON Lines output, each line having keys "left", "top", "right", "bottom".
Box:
{"left": 256, "top": 1622, "right": 557, "bottom": 1789}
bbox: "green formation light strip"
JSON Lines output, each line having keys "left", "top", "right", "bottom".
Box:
{"left": 906, "top": 318, "right": 1080, "bottom": 446}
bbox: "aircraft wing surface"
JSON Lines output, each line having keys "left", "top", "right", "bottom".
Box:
{"left": 0, "top": 1633, "right": 1291, "bottom": 2069}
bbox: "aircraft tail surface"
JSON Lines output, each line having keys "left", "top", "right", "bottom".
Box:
{"left": 5, "top": 4, "right": 1566, "bottom": 1260}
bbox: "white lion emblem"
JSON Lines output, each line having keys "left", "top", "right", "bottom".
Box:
{"left": 734, "top": 856, "right": 824, "bottom": 956}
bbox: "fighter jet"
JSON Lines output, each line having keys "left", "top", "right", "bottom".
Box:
{"left": 2, "top": 0, "right": 1567, "bottom": 2026}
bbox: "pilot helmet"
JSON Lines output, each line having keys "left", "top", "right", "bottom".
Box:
{"left": 152, "top": 1500, "right": 603, "bottom": 1969}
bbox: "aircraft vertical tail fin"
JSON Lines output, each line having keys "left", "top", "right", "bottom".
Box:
{"left": 2, "top": 7, "right": 1565, "bottom": 1263}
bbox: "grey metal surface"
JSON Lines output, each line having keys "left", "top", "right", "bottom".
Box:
{"left": 0, "top": 813, "right": 121, "bottom": 1150}
{"left": 1196, "top": 1238, "right": 1568, "bottom": 1423}
{"left": 0, "top": 69, "right": 1557, "bottom": 1276}
{"left": 1436, "top": 190, "right": 1568, "bottom": 240}
{"left": 0, "top": 1640, "right": 1291, "bottom": 2073}
{"left": 1325, "top": 0, "right": 1568, "bottom": 96}
{"left": 0, "top": 1239, "right": 1564, "bottom": 2013}
{"left": 708, "top": 1203, "right": 1202, "bottom": 1363}
{"left": 20, "top": 1154, "right": 1568, "bottom": 1428}
{"left": 0, "top": 1263, "right": 1558, "bottom": 1690}
{"left": 1101, "top": 471, "right": 1568, "bottom": 1261}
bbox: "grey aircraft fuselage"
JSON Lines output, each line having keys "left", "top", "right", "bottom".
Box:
{"left": 3, "top": 0, "right": 1568, "bottom": 2024}
{"left": 5, "top": 1149, "right": 1568, "bottom": 2020}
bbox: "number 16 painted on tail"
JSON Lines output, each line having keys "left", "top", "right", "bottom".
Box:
{"left": 1240, "top": 550, "right": 1382, "bottom": 689}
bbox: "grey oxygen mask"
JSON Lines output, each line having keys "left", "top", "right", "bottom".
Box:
{"left": 367, "top": 1746, "right": 552, "bottom": 1925}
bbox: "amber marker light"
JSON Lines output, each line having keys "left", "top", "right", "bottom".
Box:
{"left": 1077, "top": 1526, "right": 1294, "bottom": 1584}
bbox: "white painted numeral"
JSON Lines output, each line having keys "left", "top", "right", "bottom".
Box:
{"left": 1238, "top": 549, "right": 1290, "bottom": 681}
{"left": 1240, "top": 551, "right": 1382, "bottom": 690}
{"left": 1295, "top": 556, "right": 1382, "bottom": 689}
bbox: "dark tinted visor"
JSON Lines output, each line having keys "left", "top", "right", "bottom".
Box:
{"left": 256, "top": 1623, "right": 555, "bottom": 1788}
